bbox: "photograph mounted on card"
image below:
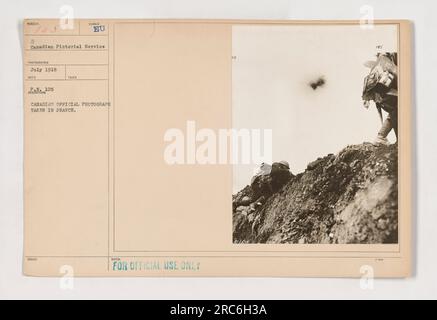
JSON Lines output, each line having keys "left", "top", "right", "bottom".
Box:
{"left": 23, "top": 19, "right": 412, "bottom": 277}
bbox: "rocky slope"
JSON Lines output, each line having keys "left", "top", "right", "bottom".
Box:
{"left": 233, "top": 143, "right": 398, "bottom": 244}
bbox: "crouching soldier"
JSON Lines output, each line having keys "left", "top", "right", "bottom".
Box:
{"left": 250, "top": 162, "right": 273, "bottom": 205}
{"left": 270, "top": 161, "right": 294, "bottom": 193}
{"left": 250, "top": 161, "right": 293, "bottom": 206}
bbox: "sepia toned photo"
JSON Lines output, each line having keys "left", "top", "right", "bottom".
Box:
{"left": 22, "top": 19, "right": 411, "bottom": 277}
{"left": 232, "top": 25, "right": 399, "bottom": 245}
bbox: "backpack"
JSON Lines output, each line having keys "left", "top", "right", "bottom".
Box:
{"left": 362, "top": 52, "right": 398, "bottom": 122}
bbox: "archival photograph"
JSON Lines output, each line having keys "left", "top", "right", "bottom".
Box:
{"left": 232, "top": 24, "right": 399, "bottom": 244}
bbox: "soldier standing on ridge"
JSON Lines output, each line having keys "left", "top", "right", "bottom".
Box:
{"left": 362, "top": 52, "right": 398, "bottom": 145}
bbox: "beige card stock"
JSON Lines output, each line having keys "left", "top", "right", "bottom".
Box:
{"left": 23, "top": 19, "right": 412, "bottom": 277}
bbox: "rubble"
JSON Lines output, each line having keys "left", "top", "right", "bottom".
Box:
{"left": 233, "top": 143, "right": 398, "bottom": 244}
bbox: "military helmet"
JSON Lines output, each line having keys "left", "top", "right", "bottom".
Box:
{"left": 278, "top": 160, "right": 290, "bottom": 169}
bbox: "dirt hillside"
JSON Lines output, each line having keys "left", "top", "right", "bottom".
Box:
{"left": 233, "top": 143, "right": 398, "bottom": 244}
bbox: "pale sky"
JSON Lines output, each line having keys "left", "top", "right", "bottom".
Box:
{"left": 232, "top": 24, "right": 398, "bottom": 193}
